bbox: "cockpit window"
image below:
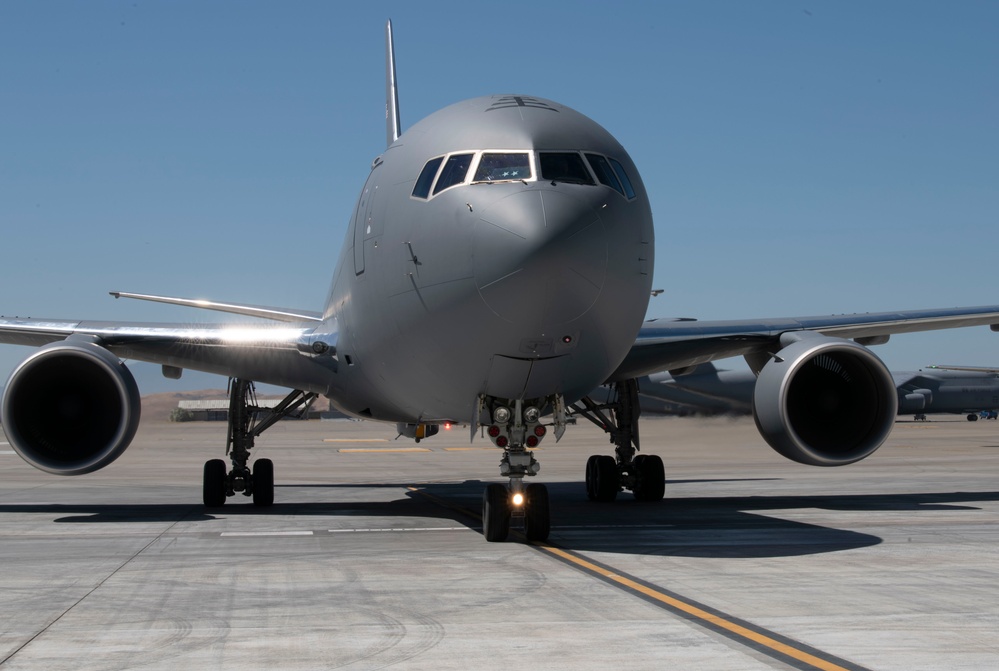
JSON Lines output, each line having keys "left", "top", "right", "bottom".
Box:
{"left": 473, "top": 152, "right": 532, "bottom": 182}
{"left": 585, "top": 153, "right": 624, "bottom": 196}
{"left": 433, "top": 153, "right": 474, "bottom": 195}
{"left": 539, "top": 152, "right": 594, "bottom": 185}
{"left": 412, "top": 156, "right": 444, "bottom": 199}
{"left": 609, "top": 158, "right": 636, "bottom": 199}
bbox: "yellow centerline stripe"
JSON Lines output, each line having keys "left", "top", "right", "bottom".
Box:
{"left": 535, "top": 544, "right": 854, "bottom": 671}
{"left": 406, "top": 485, "right": 859, "bottom": 671}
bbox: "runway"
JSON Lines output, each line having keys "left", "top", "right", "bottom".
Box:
{"left": 1, "top": 415, "right": 996, "bottom": 670}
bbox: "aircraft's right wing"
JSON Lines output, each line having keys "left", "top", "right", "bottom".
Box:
{"left": 611, "top": 305, "right": 999, "bottom": 381}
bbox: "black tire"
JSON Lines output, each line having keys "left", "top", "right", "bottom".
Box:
{"left": 203, "top": 459, "right": 227, "bottom": 507}
{"left": 593, "top": 455, "right": 619, "bottom": 502}
{"left": 633, "top": 454, "right": 665, "bottom": 502}
{"left": 252, "top": 458, "right": 274, "bottom": 507}
{"left": 968, "top": 414, "right": 979, "bottom": 422}
{"left": 483, "top": 483, "right": 510, "bottom": 542}
{"left": 585, "top": 455, "right": 600, "bottom": 501}
{"left": 524, "top": 483, "right": 550, "bottom": 542}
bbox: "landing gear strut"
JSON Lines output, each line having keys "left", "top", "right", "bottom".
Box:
{"left": 574, "top": 379, "right": 665, "bottom": 502}
{"left": 480, "top": 397, "right": 553, "bottom": 542}
{"left": 202, "top": 378, "right": 317, "bottom": 508}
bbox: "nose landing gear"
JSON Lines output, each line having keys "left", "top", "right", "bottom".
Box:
{"left": 480, "top": 397, "right": 554, "bottom": 542}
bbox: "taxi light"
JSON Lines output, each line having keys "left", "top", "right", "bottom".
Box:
{"left": 523, "top": 406, "right": 540, "bottom": 423}
{"left": 534, "top": 425, "right": 547, "bottom": 437}
{"left": 493, "top": 406, "right": 511, "bottom": 424}
{"left": 511, "top": 493, "right": 524, "bottom": 506}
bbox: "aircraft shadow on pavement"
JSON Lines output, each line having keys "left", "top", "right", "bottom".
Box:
{"left": 2, "top": 484, "right": 995, "bottom": 561}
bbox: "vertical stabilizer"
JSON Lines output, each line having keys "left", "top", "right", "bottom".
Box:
{"left": 385, "top": 20, "right": 402, "bottom": 148}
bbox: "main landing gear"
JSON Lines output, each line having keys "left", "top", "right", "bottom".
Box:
{"left": 573, "top": 379, "right": 665, "bottom": 503}
{"left": 202, "top": 378, "right": 318, "bottom": 508}
{"left": 479, "top": 397, "right": 555, "bottom": 542}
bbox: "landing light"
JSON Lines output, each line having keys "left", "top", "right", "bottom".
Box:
{"left": 493, "top": 406, "right": 511, "bottom": 424}
{"left": 511, "top": 493, "right": 524, "bottom": 507}
{"left": 523, "top": 406, "right": 540, "bottom": 423}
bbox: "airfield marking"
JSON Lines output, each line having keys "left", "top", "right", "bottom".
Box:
{"left": 406, "top": 485, "right": 869, "bottom": 671}
{"left": 221, "top": 531, "right": 314, "bottom": 537}
{"left": 337, "top": 447, "right": 431, "bottom": 453}
{"left": 329, "top": 527, "right": 471, "bottom": 534}
{"left": 323, "top": 438, "right": 389, "bottom": 443}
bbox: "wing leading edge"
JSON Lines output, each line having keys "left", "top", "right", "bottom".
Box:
{"left": 0, "top": 315, "right": 335, "bottom": 394}
{"left": 612, "top": 304, "right": 999, "bottom": 381}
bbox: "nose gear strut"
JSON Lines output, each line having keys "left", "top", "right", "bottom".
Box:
{"left": 480, "top": 396, "right": 554, "bottom": 542}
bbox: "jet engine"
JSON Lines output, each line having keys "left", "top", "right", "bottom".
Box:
{"left": 752, "top": 334, "right": 897, "bottom": 466}
{"left": 1, "top": 339, "right": 141, "bottom": 475}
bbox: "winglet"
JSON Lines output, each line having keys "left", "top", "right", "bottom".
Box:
{"left": 385, "top": 19, "right": 402, "bottom": 148}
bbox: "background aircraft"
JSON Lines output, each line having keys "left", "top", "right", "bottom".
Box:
{"left": 618, "top": 362, "right": 999, "bottom": 421}
{"left": 2, "top": 16, "right": 998, "bottom": 543}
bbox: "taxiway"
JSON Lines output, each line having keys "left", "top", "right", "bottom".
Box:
{"left": 1, "top": 414, "right": 996, "bottom": 670}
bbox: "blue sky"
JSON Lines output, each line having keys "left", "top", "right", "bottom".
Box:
{"left": 1, "top": 1, "right": 997, "bottom": 394}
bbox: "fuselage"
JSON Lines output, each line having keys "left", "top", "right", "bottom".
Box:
{"left": 322, "top": 95, "right": 654, "bottom": 423}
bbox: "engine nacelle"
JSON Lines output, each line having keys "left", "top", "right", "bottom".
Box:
{"left": 1, "top": 339, "right": 141, "bottom": 475}
{"left": 753, "top": 334, "right": 897, "bottom": 466}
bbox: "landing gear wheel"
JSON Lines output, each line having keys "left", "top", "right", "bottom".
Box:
{"left": 968, "top": 414, "right": 979, "bottom": 422}
{"left": 203, "top": 459, "right": 227, "bottom": 507}
{"left": 586, "top": 455, "right": 619, "bottom": 502}
{"left": 483, "top": 483, "right": 511, "bottom": 542}
{"left": 252, "top": 458, "right": 274, "bottom": 507}
{"left": 632, "top": 454, "right": 665, "bottom": 502}
{"left": 523, "top": 483, "right": 550, "bottom": 541}
{"left": 585, "top": 455, "right": 600, "bottom": 501}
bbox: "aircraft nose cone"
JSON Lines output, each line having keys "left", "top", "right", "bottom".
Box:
{"left": 473, "top": 189, "right": 607, "bottom": 327}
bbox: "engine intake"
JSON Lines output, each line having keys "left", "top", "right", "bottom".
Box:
{"left": 753, "top": 334, "right": 897, "bottom": 466}
{"left": 1, "top": 339, "right": 141, "bottom": 475}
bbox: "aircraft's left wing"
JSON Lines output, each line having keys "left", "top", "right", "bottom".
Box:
{"left": 0, "top": 316, "right": 333, "bottom": 392}
{"left": 611, "top": 305, "right": 999, "bottom": 381}
{"left": 928, "top": 364, "right": 999, "bottom": 374}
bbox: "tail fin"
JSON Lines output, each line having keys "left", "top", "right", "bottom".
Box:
{"left": 385, "top": 19, "right": 401, "bottom": 147}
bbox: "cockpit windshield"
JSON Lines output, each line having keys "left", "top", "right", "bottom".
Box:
{"left": 539, "top": 152, "right": 594, "bottom": 185}
{"left": 472, "top": 152, "right": 532, "bottom": 182}
{"left": 411, "top": 149, "right": 634, "bottom": 199}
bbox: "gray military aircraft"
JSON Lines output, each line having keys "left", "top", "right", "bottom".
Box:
{"left": 628, "top": 362, "right": 999, "bottom": 421}
{"left": 2, "top": 22, "right": 999, "bottom": 542}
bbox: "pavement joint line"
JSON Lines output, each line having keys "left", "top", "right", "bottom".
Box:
{"left": 406, "top": 484, "right": 869, "bottom": 671}
{"left": 0, "top": 504, "right": 202, "bottom": 666}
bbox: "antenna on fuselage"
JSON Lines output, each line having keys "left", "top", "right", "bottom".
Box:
{"left": 385, "top": 19, "right": 402, "bottom": 148}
